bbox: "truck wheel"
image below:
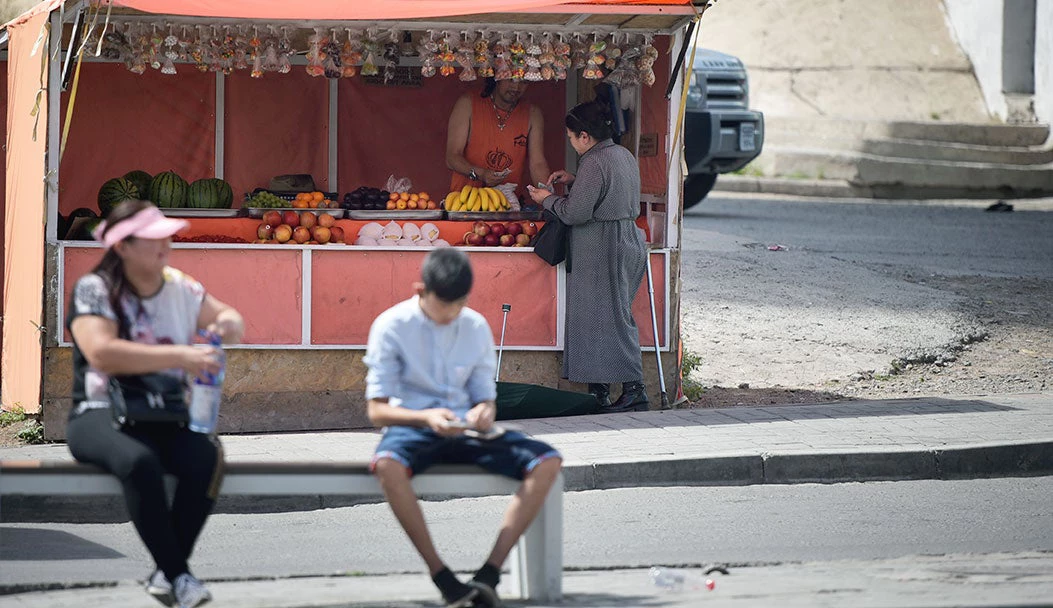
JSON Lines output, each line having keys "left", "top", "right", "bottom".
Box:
{"left": 683, "top": 174, "right": 717, "bottom": 210}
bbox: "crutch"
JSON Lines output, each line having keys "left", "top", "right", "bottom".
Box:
{"left": 645, "top": 257, "right": 669, "bottom": 408}
{"left": 496, "top": 303, "right": 511, "bottom": 382}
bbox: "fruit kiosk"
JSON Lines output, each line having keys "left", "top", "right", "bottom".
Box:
{"left": 1, "top": 0, "right": 706, "bottom": 437}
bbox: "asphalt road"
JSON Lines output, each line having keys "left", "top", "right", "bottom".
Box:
{"left": 678, "top": 195, "right": 1053, "bottom": 388}
{"left": 4, "top": 477, "right": 1051, "bottom": 587}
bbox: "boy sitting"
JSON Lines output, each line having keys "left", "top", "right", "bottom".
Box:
{"left": 364, "top": 248, "right": 563, "bottom": 607}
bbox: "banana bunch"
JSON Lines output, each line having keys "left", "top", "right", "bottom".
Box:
{"left": 444, "top": 185, "right": 510, "bottom": 212}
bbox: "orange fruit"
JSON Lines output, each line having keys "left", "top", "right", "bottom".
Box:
{"left": 399, "top": 192, "right": 409, "bottom": 202}
{"left": 407, "top": 200, "right": 418, "bottom": 209}
{"left": 386, "top": 200, "right": 397, "bottom": 210}
{"left": 311, "top": 191, "right": 324, "bottom": 203}
{"left": 409, "top": 193, "right": 419, "bottom": 203}
{"left": 396, "top": 200, "right": 407, "bottom": 210}
{"left": 389, "top": 192, "right": 399, "bottom": 201}
{"left": 292, "top": 198, "right": 308, "bottom": 209}
{"left": 418, "top": 192, "right": 430, "bottom": 201}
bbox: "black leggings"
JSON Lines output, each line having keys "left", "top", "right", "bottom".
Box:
{"left": 66, "top": 408, "right": 224, "bottom": 581}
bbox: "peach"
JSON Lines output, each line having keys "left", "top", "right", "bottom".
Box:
{"left": 293, "top": 226, "right": 311, "bottom": 244}
{"left": 282, "top": 210, "right": 300, "bottom": 228}
{"left": 318, "top": 213, "right": 335, "bottom": 228}
{"left": 274, "top": 224, "right": 293, "bottom": 243}
{"left": 299, "top": 211, "right": 318, "bottom": 230}
{"left": 312, "top": 226, "right": 331, "bottom": 244}
{"left": 257, "top": 223, "right": 275, "bottom": 240}
{"left": 515, "top": 233, "right": 531, "bottom": 246}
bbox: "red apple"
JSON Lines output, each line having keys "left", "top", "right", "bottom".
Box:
{"left": 329, "top": 226, "right": 345, "bottom": 243}
{"left": 463, "top": 231, "right": 475, "bottom": 245}
{"left": 262, "top": 210, "right": 282, "bottom": 227}
{"left": 521, "top": 221, "right": 539, "bottom": 237}
{"left": 515, "top": 233, "right": 531, "bottom": 246}
{"left": 257, "top": 223, "right": 275, "bottom": 240}
{"left": 499, "top": 234, "right": 515, "bottom": 246}
{"left": 318, "top": 213, "right": 336, "bottom": 228}
{"left": 490, "top": 223, "right": 507, "bottom": 238}
{"left": 483, "top": 233, "right": 499, "bottom": 247}
{"left": 506, "top": 222, "right": 523, "bottom": 236}
{"left": 312, "top": 226, "right": 331, "bottom": 244}
{"left": 466, "top": 233, "right": 484, "bottom": 246}
{"left": 273, "top": 224, "right": 293, "bottom": 243}
{"left": 300, "top": 211, "right": 318, "bottom": 230}
{"left": 282, "top": 210, "right": 300, "bottom": 228}
{"left": 292, "top": 226, "right": 311, "bottom": 244}
{"left": 473, "top": 221, "right": 491, "bottom": 237}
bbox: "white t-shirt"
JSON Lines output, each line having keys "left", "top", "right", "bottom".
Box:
{"left": 68, "top": 267, "right": 206, "bottom": 411}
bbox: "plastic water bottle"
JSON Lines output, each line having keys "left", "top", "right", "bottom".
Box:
{"left": 188, "top": 331, "right": 224, "bottom": 434}
{"left": 649, "top": 567, "right": 715, "bottom": 592}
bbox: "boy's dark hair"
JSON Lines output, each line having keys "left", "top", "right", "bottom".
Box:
{"left": 421, "top": 248, "right": 473, "bottom": 302}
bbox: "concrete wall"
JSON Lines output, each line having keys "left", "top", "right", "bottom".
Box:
{"left": 1036, "top": 0, "right": 1053, "bottom": 124}
{"left": 943, "top": 0, "right": 1006, "bottom": 119}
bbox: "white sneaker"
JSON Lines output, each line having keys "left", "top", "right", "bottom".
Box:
{"left": 173, "top": 573, "right": 212, "bottom": 608}
{"left": 145, "top": 570, "right": 175, "bottom": 607}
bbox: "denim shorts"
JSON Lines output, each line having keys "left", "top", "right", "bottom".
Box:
{"left": 371, "top": 425, "right": 561, "bottom": 480}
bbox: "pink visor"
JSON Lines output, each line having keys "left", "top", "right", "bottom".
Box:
{"left": 93, "top": 207, "right": 189, "bottom": 249}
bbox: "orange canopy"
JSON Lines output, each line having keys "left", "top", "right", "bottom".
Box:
{"left": 111, "top": 0, "right": 694, "bottom": 20}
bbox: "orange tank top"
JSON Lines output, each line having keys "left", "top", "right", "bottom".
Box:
{"left": 450, "top": 95, "right": 531, "bottom": 194}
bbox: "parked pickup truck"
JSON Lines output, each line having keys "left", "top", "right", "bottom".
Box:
{"left": 683, "top": 48, "right": 765, "bottom": 209}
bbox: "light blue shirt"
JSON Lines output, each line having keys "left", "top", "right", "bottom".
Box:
{"left": 364, "top": 296, "right": 497, "bottom": 419}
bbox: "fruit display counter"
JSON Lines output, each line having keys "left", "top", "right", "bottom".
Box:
{"left": 57, "top": 240, "right": 668, "bottom": 351}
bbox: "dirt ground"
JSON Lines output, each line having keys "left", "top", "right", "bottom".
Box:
{"left": 678, "top": 271, "right": 1052, "bottom": 410}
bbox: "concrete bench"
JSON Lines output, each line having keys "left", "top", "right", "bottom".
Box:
{"left": 0, "top": 460, "right": 563, "bottom": 601}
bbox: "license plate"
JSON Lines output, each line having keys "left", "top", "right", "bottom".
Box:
{"left": 739, "top": 123, "right": 756, "bottom": 152}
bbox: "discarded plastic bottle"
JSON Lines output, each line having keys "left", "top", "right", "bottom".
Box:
{"left": 188, "top": 330, "right": 224, "bottom": 434}
{"left": 649, "top": 567, "right": 716, "bottom": 592}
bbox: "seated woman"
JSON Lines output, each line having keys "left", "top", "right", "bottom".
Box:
{"left": 65, "top": 199, "right": 244, "bottom": 608}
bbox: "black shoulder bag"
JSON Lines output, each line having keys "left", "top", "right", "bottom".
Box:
{"left": 533, "top": 196, "right": 605, "bottom": 272}
{"left": 107, "top": 300, "right": 189, "bottom": 428}
{"left": 109, "top": 373, "right": 189, "bottom": 428}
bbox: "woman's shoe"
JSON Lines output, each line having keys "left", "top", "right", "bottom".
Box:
{"left": 588, "top": 383, "right": 611, "bottom": 408}
{"left": 603, "top": 382, "right": 649, "bottom": 413}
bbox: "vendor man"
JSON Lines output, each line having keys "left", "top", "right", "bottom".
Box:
{"left": 446, "top": 78, "right": 551, "bottom": 199}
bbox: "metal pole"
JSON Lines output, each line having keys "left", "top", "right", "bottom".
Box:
{"left": 645, "top": 257, "right": 669, "bottom": 407}
{"left": 496, "top": 303, "right": 511, "bottom": 381}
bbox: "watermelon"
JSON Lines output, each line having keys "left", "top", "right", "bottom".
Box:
{"left": 187, "top": 178, "right": 234, "bottom": 209}
{"left": 122, "top": 170, "right": 152, "bottom": 198}
{"left": 148, "top": 171, "right": 188, "bottom": 208}
{"left": 97, "top": 177, "right": 139, "bottom": 217}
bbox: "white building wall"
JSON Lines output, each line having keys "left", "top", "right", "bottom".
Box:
{"left": 943, "top": 0, "right": 1006, "bottom": 120}
{"left": 1035, "top": 0, "right": 1053, "bottom": 124}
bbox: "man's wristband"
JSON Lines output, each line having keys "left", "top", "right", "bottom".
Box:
{"left": 467, "top": 168, "right": 479, "bottom": 181}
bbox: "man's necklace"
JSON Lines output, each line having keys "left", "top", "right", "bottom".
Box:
{"left": 492, "top": 99, "right": 517, "bottom": 131}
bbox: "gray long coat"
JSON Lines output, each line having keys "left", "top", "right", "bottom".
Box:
{"left": 543, "top": 139, "right": 646, "bottom": 383}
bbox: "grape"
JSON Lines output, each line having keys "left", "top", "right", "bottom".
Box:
{"left": 244, "top": 191, "right": 287, "bottom": 208}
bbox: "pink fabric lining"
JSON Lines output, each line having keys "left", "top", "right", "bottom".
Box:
{"left": 94, "top": 206, "right": 189, "bottom": 248}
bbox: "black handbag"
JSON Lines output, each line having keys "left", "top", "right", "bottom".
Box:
{"left": 109, "top": 373, "right": 189, "bottom": 428}
{"left": 532, "top": 209, "right": 570, "bottom": 267}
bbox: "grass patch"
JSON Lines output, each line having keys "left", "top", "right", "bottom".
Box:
{"left": 730, "top": 163, "right": 764, "bottom": 177}
{"left": 1, "top": 406, "right": 45, "bottom": 445}
{"left": 680, "top": 350, "right": 706, "bottom": 401}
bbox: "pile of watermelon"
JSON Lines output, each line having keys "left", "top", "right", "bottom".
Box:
{"left": 97, "top": 170, "right": 233, "bottom": 216}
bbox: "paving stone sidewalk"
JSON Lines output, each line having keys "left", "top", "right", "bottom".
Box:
{"left": 3, "top": 393, "right": 1051, "bottom": 487}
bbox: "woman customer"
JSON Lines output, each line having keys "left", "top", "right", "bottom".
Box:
{"left": 527, "top": 100, "right": 649, "bottom": 412}
{"left": 65, "top": 199, "right": 244, "bottom": 608}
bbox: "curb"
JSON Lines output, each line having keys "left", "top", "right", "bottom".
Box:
{"left": 713, "top": 175, "right": 1053, "bottom": 200}
{"left": 5, "top": 441, "right": 1052, "bottom": 523}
